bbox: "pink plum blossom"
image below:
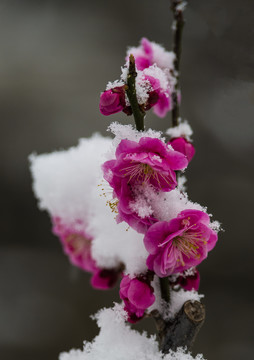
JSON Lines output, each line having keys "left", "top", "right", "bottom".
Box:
{"left": 129, "top": 38, "right": 153, "bottom": 71}
{"left": 102, "top": 137, "right": 188, "bottom": 233}
{"left": 169, "top": 137, "right": 195, "bottom": 163}
{"left": 100, "top": 39, "right": 176, "bottom": 119}
{"left": 144, "top": 74, "right": 172, "bottom": 118}
{"left": 115, "top": 180, "right": 157, "bottom": 234}
{"left": 119, "top": 275, "right": 155, "bottom": 323}
{"left": 144, "top": 209, "right": 218, "bottom": 277}
{"left": 52, "top": 217, "right": 120, "bottom": 289}
{"left": 99, "top": 86, "right": 126, "bottom": 116}
{"left": 126, "top": 37, "right": 174, "bottom": 71}
{"left": 103, "top": 137, "right": 188, "bottom": 192}
{"left": 52, "top": 217, "right": 96, "bottom": 272}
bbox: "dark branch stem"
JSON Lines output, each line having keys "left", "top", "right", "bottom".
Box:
{"left": 171, "top": 0, "right": 186, "bottom": 127}
{"left": 159, "top": 277, "right": 170, "bottom": 304}
{"left": 126, "top": 54, "right": 145, "bottom": 131}
{"left": 151, "top": 3, "right": 206, "bottom": 354}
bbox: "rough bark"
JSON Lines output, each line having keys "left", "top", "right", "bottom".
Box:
{"left": 153, "top": 300, "right": 206, "bottom": 353}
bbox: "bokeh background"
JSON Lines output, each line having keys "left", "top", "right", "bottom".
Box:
{"left": 1, "top": 0, "right": 254, "bottom": 359}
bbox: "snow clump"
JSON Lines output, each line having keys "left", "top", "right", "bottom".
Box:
{"left": 59, "top": 305, "right": 206, "bottom": 360}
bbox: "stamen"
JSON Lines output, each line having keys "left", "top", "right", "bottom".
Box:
{"left": 120, "top": 162, "right": 173, "bottom": 188}
{"left": 65, "top": 234, "right": 90, "bottom": 255}
{"left": 99, "top": 179, "right": 119, "bottom": 214}
{"left": 169, "top": 230, "right": 205, "bottom": 265}
{"left": 106, "top": 198, "right": 119, "bottom": 213}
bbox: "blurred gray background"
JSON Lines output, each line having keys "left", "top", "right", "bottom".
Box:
{"left": 0, "top": 0, "right": 254, "bottom": 359}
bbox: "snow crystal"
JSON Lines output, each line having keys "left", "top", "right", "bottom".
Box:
{"left": 148, "top": 277, "right": 204, "bottom": 322}
{"left": 106, "top": 80, "right": 125, "bottom": 91}
{"left": 169, "top": 267, "right": 197, "bottom": 286}
{"left": 148, "top": 275, "right": 163, "bottom": 314}
{"left": 30, "top": 133, "right": 148, "bottom": 276}
{"left": 166, "top": 120, "right": 193, "bottom": 141}
{"left": 141, "top": 187, "right": 206, "bottom": 223}
{"left": 120, "top": 64, "right": 129, "bottom": 83}
{"left": 136, "top": 74, "right": 152, "bottom": 105}
{"left": 129, "top": 198, "right": 153, "bottom": 219}
{"left": 176, "top": 1, "right": 188, "bottom": 12}
{"left": 59, "top": 305, "right": 206, "bottom": 360}
{"left": 152, "top": 44, "right": 175, "bottom": 72}
{"left": 177, "top": 175, "right": 187, "bottom": 192}
{"left": 210, "top": 220, "right": 221, "bottom": 232}
{"left": 167, "top": 289, "right": 204, "bottom": 320}
{"left": 143, "top": 65, "right": 169, "bottom": 91}
{"left": 107, "top": 122, "right": 164, "bottom": 158}
{"left": 152, "top": 155, "right": 162, "bottom": 163}
{"left": 180, "top": 267, "right": 196, "bottom": 277}
{"left": 122, "top": 63, "right": 170, "bottom": 106}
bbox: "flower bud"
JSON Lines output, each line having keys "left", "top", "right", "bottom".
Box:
{"left": 99, "top": 86, "right": 126, "bottom": 116}
{"left": 169, "top": 137, "right": 195, "bottom": 162}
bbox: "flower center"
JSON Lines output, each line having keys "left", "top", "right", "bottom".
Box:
{"left": 173, "top": 231, "right": 202, "bottom": 266}
{"left": 65, "top": 234, "right": 91, "bottom": 255}
{"left": 121, "top": 162, "right": 173, "bottom": 188}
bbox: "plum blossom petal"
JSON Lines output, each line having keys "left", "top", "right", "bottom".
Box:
{"left": 153, "top": 91, "right": 171, "bottom": 118}
{"left": 127, "top": 37, "right": 174, "bottom": 71}
{"left": 99, "top": 86, "right": 126, "bottom": 116}
{"left": 169, "top": 137, "right": 195, "bottom": 162}
{"left": 91, "top": 269, "right": 120, "bottom": 290}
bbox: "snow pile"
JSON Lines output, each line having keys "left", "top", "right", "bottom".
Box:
{"left": 139, "top": 187, "right": 206, "bottom": 223}
{"left": 30, "top": 133, "right": 148, "bottom": 276}
{"left": 30, "top": 134, "right": 110, "bottom": 224}
{"left": 59, "top": 305, "right": 206, "bottom": 360}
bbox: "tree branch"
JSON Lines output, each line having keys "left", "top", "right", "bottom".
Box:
{"left": 171, "top": 0, "right": 186, "bottom": 127}
{"left": 159, "top": 277, "right": 170, "bottom": 304}
{"left": 153, "top": 300, "right": 205, "bottom": 353}
{"left": 126, "top": 54, "right": 145, "bottom": 131}
{"left": 151, "top": 2, "right": 206, "bottom": 355}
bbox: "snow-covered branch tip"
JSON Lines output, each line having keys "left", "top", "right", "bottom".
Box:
{"left": 126, "top": 54, "right": 146, "bottom": 131}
